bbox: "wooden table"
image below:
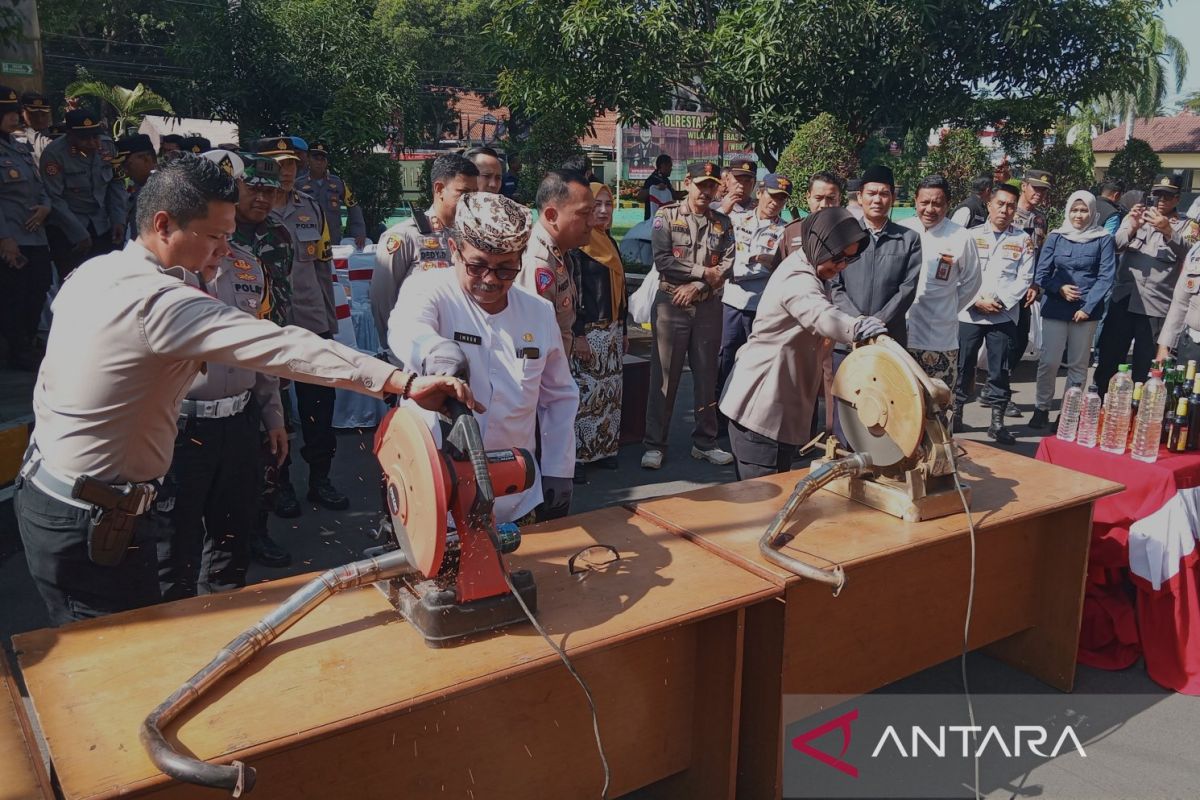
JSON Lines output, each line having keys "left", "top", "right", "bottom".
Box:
{"left": 13, "top": 507, "right": 778, "bottom": 800}
{"left": 1, "top": 655, "right": 53, "bottom": 800}
{"left": 630, "top": 440, "right": 1123, "bottom": 799}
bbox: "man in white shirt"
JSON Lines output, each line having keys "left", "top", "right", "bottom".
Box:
{"left": 389, "top": 192, "right": 580, "bottom": 523}
{"left": 900, "top": 174, "right": 981, "bottom": 399}
{"left": 954, "top": 182, "right": 1035, "bottom": 445}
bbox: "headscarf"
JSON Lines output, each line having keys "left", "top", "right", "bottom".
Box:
{"left": 579, "top": 183, "right": 625, "bottom": 322}
{"left": 1054, "top": 190, "right": 1109, "bottom": 243}
{"left": 455, "top": 192, "right": 532, "bottom": 254}
{"left": 799, "top": 208, "right": 869, "bottom": 273}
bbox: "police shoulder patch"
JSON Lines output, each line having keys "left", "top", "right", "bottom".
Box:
{"left": 535, "top": 267, "right": 554, "bottom": 294}
{"left": 44, "top": 161, "right": 60, "bottom": 176}
{"left": 385, "top": 235, "right": 401, "bottom": 254}
{"left": 653, "top": 217, "right": 664, "bottom": 230}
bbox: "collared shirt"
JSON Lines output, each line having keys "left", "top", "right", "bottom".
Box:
{"left": 0, "top": 134, "right": 50, "bottom": 247}
{"left": 1013, "top": 205, "right": 1048, "bottom": 256}
{"left": 31, "top": 240, "right": 396, "bottom": 484}
{"left": 387, "top": 268, "right": 579, "bottom": 523}
{"left": 960, "top": 224, "right": 1035, "bottom": 326}
{"left": 650, "top": 202, "right": 736, "bottom": 305}
{"left": 39, "top": 135, "right": 126, "bottom": 243}
{"left": 1159, "top": 242, "right": 1200, "bottom": 347}
{"left": 234, "top": 219, "right": 295, "bottom": 327}
{"left": 15, "top": 126, "right": 51, "bottom": 165}
{"left": 1112, "top": 214, "right": 1190, "bottom": 318}
{"left": 187, "top": 242, "right": 285, "bottom": 431}
{"left": 270, "top": 189, "right": 335, "bottom": 335}
{"left": 297, "top": 171, "right": 366, "bottom": 244}
{"left": 370, "top": 207, "right": 453, "bottom": 356}
{"left": 725, "top": 208, "right": 786, "bottom": 312}
{"left": 829, "top": 218, "right": 922, "bottom": 347}
{"left": 517, "top": 222, "right": 578, "bottom": 353}
{"left": 899, "top": 216, "right": 982, "bottom": 351}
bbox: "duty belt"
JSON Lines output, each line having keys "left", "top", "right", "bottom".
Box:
{"left": 19, "top": 446, "right": 158, "bottom": 512}
{"left": 179, "top": 390, "right": 252, "bottom": 419}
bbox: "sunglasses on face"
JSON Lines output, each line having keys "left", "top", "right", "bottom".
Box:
{"left": 464, "top": 262, "right": 521, "bottom": 282}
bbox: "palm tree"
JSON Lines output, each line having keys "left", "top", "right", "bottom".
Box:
{"left": 1108, "top": 14, "right": 1188, "bottom": 141}
{"left": 63, "top": 80, "right": 176, "bottom": 138}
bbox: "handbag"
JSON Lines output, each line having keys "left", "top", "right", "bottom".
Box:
{"left": 628, "top": 267, "right": 659, "bottom": 325}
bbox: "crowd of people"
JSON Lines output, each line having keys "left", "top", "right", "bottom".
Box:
{"left": 5, "top": 80, "right": 1200, "bottom": 628}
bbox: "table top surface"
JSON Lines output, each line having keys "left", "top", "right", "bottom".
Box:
{"left": 2, "top": 655, "right": 51, "bottom": 800}
{"left": 633, "top": 439, "right": 1124, "bottom": 586}
{"left": 13, "top": 506, "right": 776, "bottom": 799}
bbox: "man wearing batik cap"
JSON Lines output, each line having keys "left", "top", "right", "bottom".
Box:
{"left": 157, "top": 149, "right": 289, "bottom": 597}
{"left": 40, "top": 108, "right": 127, "bottom": 278}
{"left": 389, "top": 192, "right": 580, "bottom": 523}
{"left": 643, "top": 160, "right": 736, "bottom": 470}
{"left": 297, "top": 140, "right": 366, "bottom": 249}
{"left": 718, "top": 172, "right": 791, "bottom": 399}
{"left": 18, "top": 91, "right": 53, "bottom": 163}
{"left": 113, "top": 133, "right": 157, "bottom": 237}
{"left": 254, "top": 135, "right": 345, "bottom": 514}
{"left": 718, "top": 156, "right": 757, "bottom": 215}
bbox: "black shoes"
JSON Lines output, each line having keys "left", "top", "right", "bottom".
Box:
{"left": 1029, "top": 409, "right": 1050, "bottom": 429}
{"left": 595, "top": 455, "right": 620, "bottom": 470}
{"left": 988, "top": 407, "right": 1017, "bottom": 445}
{"left": 951, "top": 411, "right": 965, "bottom": 434}
{"left": 250, "top": 531, "right": 292, "bottom": 567}
{"left": 274, "top": 483, "right": 302, "bottom": 518}
{"left": 307, "top": 478, "right": 350, "bottom": 510}
{"left": 573, "top": 462, "right": 588, "bottom": 485}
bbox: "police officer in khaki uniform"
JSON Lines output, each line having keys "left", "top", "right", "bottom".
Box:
{"left": 40, "top": 108, "right": 126, "bottom": 278}
{"left": 1, "top": 86, "right": 53, "bottom": 370}
{"left": 642, "top": 161, "right": 736, "bottom": 470}
{"left": 15, "top": 154, "right": 477, "bottom": 625}
{"left": 297, "top": 140, "right": 366, "bottom": 249}
{"left": 516, "top": 168, "right": 594, "bottom": 356}
{"left": 113, "top": 133, "right": 157, "bottom": 238}
{"left": 256, "top": 136, "right": 346, "bottom": 512}
{"left": 717, "top": 156, "right": 757, "bottom": 216}
{"left": 1158, "top": 239, "right": 1200, "bottom": 364}
{"left": 371, "top": 152, "right": 477, "bottom": 360}
{"left": 17, "top": 91, "right": 53, "bottom": 165}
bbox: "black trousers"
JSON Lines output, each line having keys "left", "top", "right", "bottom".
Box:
{"left": 46, "top": 223, "right": 114, "bottom": 280}
{"left": 1008, "top": 301, "right": 1032, "bottom": 366}
{"left": 1096, "top": 294, "right": 1166, "bottom": 394}
{"left": 281, "top": 380, "right": 336, "bottom": 485}
{"left": 16, "top": 477, "right": 162, "bottom": 626}
{"left": 728, "top": 420, "right": 798, "bottom": 481}
{"left": 956, "top": 320, "right": 1017, "bottom": 408}
{"left": 717, "top": 304, "right": 756, "bottom": 400}
{"left": 0, "top": 244, "right": 52, "bottom": 353}
{"left": 158, "top": 406, "right": 262, "bottom": 601}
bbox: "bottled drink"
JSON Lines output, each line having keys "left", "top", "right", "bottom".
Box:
{"left": 1129, "top": 381, "right": 1144, "bottom": 450}
{"left": 1169, "top": 398, "right": 1191, "bottom": 453}
{"left": 1132, "top": 369, "right": 1168, "bottom": 463}
{"left": 1076, "top": 387, "right": 1102, "bottom": 448}
{"left": 1057, "top": 385, "right": 1084, "bottom": 442}
{"left": 1099, "top": 365, "right": 1134, "bottom": 454}
{"left": 1188, "top": 376, "right": 1200, "bottom": 450}
{"left": 1187, "top": 360, "right": 1197, "bottom": 383}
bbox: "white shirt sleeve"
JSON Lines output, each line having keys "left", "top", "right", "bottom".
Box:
{"left": 955, "top": 233, "right": 983, "bottom": 312}
{"left": 950, "top": 207, "right": 972, "bottom": 227}
{"left": 387, "top": 271, "right": 445, "bottom": 371}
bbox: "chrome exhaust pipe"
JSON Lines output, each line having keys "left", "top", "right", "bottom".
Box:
{"left": 140, "top": 548, "right": 413, "bottom": 796}
{"left": 758, "top": 453, "right": 872, "bottom": 595}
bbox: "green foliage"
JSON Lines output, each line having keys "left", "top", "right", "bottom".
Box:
{"left": 876, "top": 129, "right": 930, "bottom": 203}
{"left": 416, "top": 157, "right": 434, "bottom": 210}
{"left": 1029, "top": 136, "right": 1096, "bottom": 229}
{"left": 1106, "top": 137, "right": 1163, "bottom": 192}
{"left": 336, "top": 153, "right": 405, "bottom": 234}
{"left": 920, "top": 129, "right": 990, "bottom": 208}
{"left": 63, "top": 80, "right": 174, "bottom": 137}
{"left": 513, "top": 109, "right": 583, "bottom": 205}
{"left": 775, "top": 114, "right": 859, "bottom": 214}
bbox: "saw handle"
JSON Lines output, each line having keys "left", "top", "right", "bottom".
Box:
{"left": 443, "top": 398, "right": 496, "bottom": 523}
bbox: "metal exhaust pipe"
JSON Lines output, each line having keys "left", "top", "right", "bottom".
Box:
{"left": 758, "top": 453, "right": 872, "bottom": 595}
{"left": 140, "top": 548, "right": 413, "bottom": 796}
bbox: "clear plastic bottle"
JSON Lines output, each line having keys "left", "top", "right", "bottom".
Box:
{"left": 1076, "top": 386, "right": 1102, "bottom": 448}
{"left": 1132, "top": 369, "right": 1169, "bottom": 463}
{"left": 1057, "top": 384, "right": 1084, "bottom": 442}
{"left": 1100, "top": 364, "right": 1135, "bottom": 454}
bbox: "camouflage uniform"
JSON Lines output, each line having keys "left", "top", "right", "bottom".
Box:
{"left": 233, "top": 221, "right": 295, "bottom": 327}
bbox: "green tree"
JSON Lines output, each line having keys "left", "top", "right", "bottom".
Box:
{"left": 337, "top": 153, "right": 405, "bottom": 234}
{"left": 775, "top": 114, "right": 859, "bottom": 215}
{"left": 512, "top": 108, "right": 584, "bottom": 202}
{"left": 1106, "top": 137, "right": 1163, "bottom": 191}
{"left": 1102, "top": 12, "right": 1189, "bottom": 127}
{"left": 921, "top": 129, "right": 990, "bottom": 208}
{"left": 63, "top": 80, "right": 174, "bottom": 137}
{"left": 1177, "top": 89, "right": 1200, "bottom": 115}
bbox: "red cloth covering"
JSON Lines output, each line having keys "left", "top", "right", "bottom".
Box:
{"left": 1036, "top": 437, "right": 1200, "bottom": 691}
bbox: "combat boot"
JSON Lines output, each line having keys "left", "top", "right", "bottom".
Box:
{"left": 987, "top": 407, "right": 1016, "bottom": 445}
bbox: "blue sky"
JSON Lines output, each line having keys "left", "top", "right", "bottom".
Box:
{"left": 1163, "top": 0, "right": 1199, "bottom": 107}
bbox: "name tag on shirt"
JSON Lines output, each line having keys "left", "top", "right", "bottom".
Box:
{"left": 454, "top": 331, "right": 482, "bottom": 346}
{"left": 935, "top": 254, "right": 952, "bottom": 281}
{"left": 517, "top": 346, "right": 541, "bottom": 359}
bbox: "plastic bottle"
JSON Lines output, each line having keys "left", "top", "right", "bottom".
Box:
{"left": 1056, "top": 384, "right": 1084, "bottom": 442}
{"left": 1076, "top": 386, "right": 1102, "bottom": 448}
{"left": 1099, "top": 364, "right": 1134, "bottom": 454}
{"left": 1132, "top": 369, "right": 1168, "bottom": 463}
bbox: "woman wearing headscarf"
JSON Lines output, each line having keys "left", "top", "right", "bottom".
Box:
{"left": 718, "top": 208, "right": 885, "bottom": 479}
{"left": 1029, "top": 190, "right": 1116, "bottom": 429}
{"left": 570, "top": 182, "right": 627, "bottom": 480}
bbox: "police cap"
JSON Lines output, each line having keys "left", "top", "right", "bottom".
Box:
{"left": 762, "top": 173, "right": 793, "bottom": 197}
{"left": 114, "top": 133, "right": 155, "bottom": 162}
{"left": 180, "top": 136, "right": 212, "bottom": 155}
{"left": 728, "top": 157, "right": 757, "bottom": 178}
{"left": 0, "top": 85, "right": 18, "bottom": 114}
{"left": 1150, "top": 174, "right": 1181, "bottom": 196}
{"left": 687, "top": 161, "right": 721, "bottom": 184}
{"left": 253, "top": 136, "right": 301, "bottom": 162}
{"left": 1022, "top": 169, "right": 1053, "bottom": 190}
{"left": 64, "top": 108, "right": 103, "bottom": 135}
{"left": 20, "top": 91, "right": 50, "bottom": 113}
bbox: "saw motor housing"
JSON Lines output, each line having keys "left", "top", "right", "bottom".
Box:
{"left": 373, "top": 405, "right": 538, "bottom": 646}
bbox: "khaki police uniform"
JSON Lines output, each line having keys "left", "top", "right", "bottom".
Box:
{"left": 16, "top": 240, "right": 397, "bottom": 624}
{"left": 517, "top": 222, "right": 578, "bottom": 354}
{"left": 645, "top": 197, "right": 735, "bottom": 453}
{"left": 370, "top": 207, "right": 453, "bottom": 358}
{"left": 40, "top": 129, "right": 125, "bottom": 277}
{"left": 1160, "top": 241, "right": 1200, "bottom": 363}
{"left": 158, "top": 242, "right": 285, "bottom": 600}
{"left": 298, "top": 172, "right": 365, "bottom": 245}
{"left": 0, "top": 128, "right": 53, "bottom": 364}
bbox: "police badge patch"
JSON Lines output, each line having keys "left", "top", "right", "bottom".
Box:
{"left": 385, "top": 236, "right": 401, "bottom": 254}
{"left": 535, "top": 267, "right": 554, "bottom": 294}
